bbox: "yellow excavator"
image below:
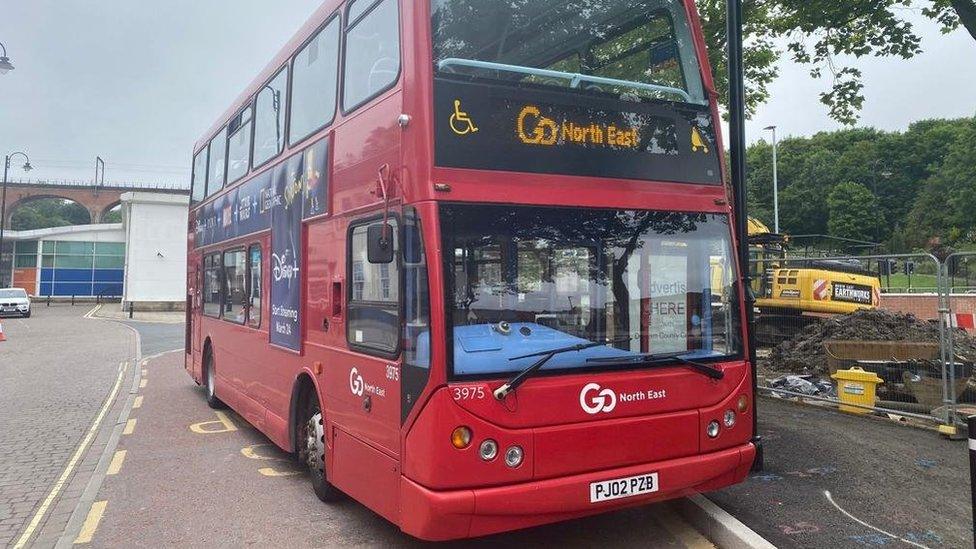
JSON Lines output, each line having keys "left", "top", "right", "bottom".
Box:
{"left": 747, "top": 219, "right": 881, "bottom": 345}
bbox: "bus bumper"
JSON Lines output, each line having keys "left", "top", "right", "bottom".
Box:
{"left": 399, "top": 442, "right": 756, "bottom": 541}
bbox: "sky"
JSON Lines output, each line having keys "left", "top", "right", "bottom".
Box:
{"left": 1, "top": 1, "right": 975, "bottom": 188}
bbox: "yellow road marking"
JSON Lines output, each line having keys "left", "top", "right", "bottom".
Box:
{"left": 73, "top": 501, "right": 107, "bottom": 545}
{"left": 656, "top": 507, "right": 715, "bottom": 549}
{"left": 13, "top": 361, "right": 128, "bottom": 549}
{"left": 141, "top": 369, "right": 147, "bottom": 377}
{"left": 139, "top": 378, "right": 147, "bottom": 389}
{"left": 258, "top": 467, "right": 302, "bottom": 477}
{"left": 132, "top": 395, "right": 143, "bottom": 409}
{"left": 241, "top": 444, "right": 291, "bottom": 462}
{"left": 123, "top": 419, "right": 137, "bottom": 435}
{"left": 106, "top": 450, "right": 127, "bottom": 475}
{"left": 189, "top": 411, "right": 238, "bottom": 434}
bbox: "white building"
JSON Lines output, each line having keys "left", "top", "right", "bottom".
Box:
{"left": 120, "top": 192, "right": 189, "bottom": 310}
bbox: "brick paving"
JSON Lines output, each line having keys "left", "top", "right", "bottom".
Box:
{"left": 0, "top": 305, "right": 136, "bottom": 548}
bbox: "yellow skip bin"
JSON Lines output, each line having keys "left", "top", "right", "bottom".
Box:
{"left": 831, "top": 367, "right": 883, "bottom": 414}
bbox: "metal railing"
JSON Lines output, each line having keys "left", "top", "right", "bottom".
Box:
{"left": 752, "top": 252, "right": 973, "bottom": 434}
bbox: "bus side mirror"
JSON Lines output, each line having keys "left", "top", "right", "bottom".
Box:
{"left": 367, "top": 223, "right": 395, "bottom": 264}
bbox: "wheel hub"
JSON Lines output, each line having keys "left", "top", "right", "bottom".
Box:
{"left": 305, "top": 412, "right": 325, "bottom": 472}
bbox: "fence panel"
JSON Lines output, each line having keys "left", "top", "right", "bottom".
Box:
{"left": 752, "top": 253, "right": 959, "bottom": 428}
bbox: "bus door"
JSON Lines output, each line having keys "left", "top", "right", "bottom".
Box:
{"left": 333, "top": 216, "right": 403, "bottom": 522}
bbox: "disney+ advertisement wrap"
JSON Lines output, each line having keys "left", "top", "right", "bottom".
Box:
{"left": 193, "top": 138, "right": 329, "bottom": 352}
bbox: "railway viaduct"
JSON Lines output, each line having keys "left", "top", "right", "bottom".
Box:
{"left": 1, "top": 180, "right": 188, "bottom": 226}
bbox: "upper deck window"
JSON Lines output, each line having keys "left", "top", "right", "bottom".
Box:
{"left": 227, "top": 106, "right": 253, "bottom": 184}
{"left": 191, "top": 148, "right": 208, "bottom": 203}
{"left": 253, "top": 68, "right": 289, "bottom": 167}
{"left": 431, "top": 0, "right": 705, "bottom": 106}
{"left": 289, "top": 17, "right": 340, "bottom": 146}
{"left": 343, "top": 0, "right": 400, "bottom": 112}
{"left": 207, "top": 127, "right": 227, "bottom": 197}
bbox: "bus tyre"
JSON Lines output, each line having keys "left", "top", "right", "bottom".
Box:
{"left": 204, "top": 347, "right": 226, "bottom": 409}
{"left": 302, "top": 399, "right": 341, "bottom": 502}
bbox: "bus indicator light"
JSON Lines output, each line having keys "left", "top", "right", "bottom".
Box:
{"left": 451, "top": 426, "right": 472, "bottom": 449}
{"left": 737, "top": 395, "right": 749, "bottom": 413}
{"left": 706, "top": 421, "right": 720, "bottom": 438}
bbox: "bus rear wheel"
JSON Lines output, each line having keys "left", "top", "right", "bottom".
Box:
{"left": 203, "top": 347, "right": 225, "bottom": 409}
{"left": 300, "top": 399, "right": 342, "bottom": 502}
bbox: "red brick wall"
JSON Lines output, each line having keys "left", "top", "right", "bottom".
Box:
{"left": 879, "top": 293, "right": 976, "bottom": 321}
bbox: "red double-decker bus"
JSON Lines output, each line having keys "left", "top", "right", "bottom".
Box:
{"left": 185, "top": 0, "right": 756, "bottom": 540}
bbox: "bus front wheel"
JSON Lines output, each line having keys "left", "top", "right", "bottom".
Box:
{"left": 301, "top": 398, "right": 342, "bottom": 502}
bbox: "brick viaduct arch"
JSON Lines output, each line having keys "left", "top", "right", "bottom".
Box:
{"left": 2, "top": 182, "right": 187, "bottom": 226}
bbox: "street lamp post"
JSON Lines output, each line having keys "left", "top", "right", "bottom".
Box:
{"left": 764, "top": 125, "right": 779, "bottom": 234}
{"left": 1, "top": 152, "right": 32, "bottom": 286}
{"left": 0, "top": 42, "right": 15, "bottom": 75}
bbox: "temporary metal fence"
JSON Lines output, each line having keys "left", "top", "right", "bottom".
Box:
{"left": 750, "top": 252, "right": 971, "bottom": 434}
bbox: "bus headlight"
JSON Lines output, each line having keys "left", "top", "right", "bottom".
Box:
{"left": 451, "top": 426, "right": 472, "bottom": 449}
{"left": 706, "top": 421, "right": 720, "bottom": 438}
{"left": 724, "top": 409, "right": 736, "bottom": 428}
{"left": 504, "top": 445, "right": 524, "bottom": 468}
{"left": 479, "top": 439, "right": 498, "bottom": 461}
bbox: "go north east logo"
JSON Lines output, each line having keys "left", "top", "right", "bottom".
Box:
{"left": 580, "top": 382, "right": 667, "bottom": 415}
{"left": 579, "top": 383, "right": 617, "bottom": 414}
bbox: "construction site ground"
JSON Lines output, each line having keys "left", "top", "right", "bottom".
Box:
{"left": 708, "top": 395, "right": 971, "bottom": 548}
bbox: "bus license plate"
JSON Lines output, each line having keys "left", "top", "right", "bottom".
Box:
{"left": 589, "top": 472, "right": 659, "bottom": 503}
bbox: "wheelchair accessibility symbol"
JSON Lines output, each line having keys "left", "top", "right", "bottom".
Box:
{"left": 449, "top": 99, "right": 478, "bottom": 136}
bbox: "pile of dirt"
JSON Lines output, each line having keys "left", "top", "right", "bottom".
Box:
{"left": 761, "top": 309, "right": 976, "bottom": 375}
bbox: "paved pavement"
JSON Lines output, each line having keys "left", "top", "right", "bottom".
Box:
{"left": 78, "top": 352, "right": 718, "bottom": 548}
{"left": 709, "top": 396, "right": 971, "bottom": 548}
{"left": 0, "top": 305, "right": 137, "bottom": 548}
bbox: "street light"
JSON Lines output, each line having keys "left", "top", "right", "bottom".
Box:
{"left": 763, "top": 125, "right": 779, "bottom": 234}
{"left": 1, "top": 152, "right": 32, "bottom": 286}
{"left": 0, "top": 42, "right": 14, "bottom": 75}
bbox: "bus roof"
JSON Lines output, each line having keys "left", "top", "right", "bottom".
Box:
{"left": 193, "top": 0, "right": 343, "bottom": 153}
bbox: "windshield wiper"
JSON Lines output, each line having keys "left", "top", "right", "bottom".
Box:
{"left": 586, "top": 351, "right": 725, "bottom": 381}
{"left": 493, "top": 337, "right": 633, "bottom": 400}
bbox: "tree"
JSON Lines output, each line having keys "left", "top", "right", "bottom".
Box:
{"left": 10, "top": 199, "right": 91, "bottom": 231}
{"left": 907, "top": 117, "right": 976, "bottom": 244}
{"left": 827, "top": 182, "right": 885, "bottom": 242}
{"left": 697, "top": 0, "right": 976, "bottom": 124}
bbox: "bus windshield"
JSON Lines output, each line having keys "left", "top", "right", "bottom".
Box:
{"left": 441, "top": 204, "right": 742, "bottom": 378}
{"left": 431, "top": 0, "right": 706, "bottom": 106}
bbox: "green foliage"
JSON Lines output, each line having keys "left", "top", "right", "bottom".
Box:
{"left": 696, "top": 0, "right": 976, "bottom": 124}
{"left": 10, "top": 199, "right": 91, "bottom": 231}
{"left": 746, "top": 116, "right": 976, "bottom": 251}
{"left": 826, "top": 182, "right": 885, "bottom": 242}
{"left": 102, "top": 207, "right": 123, "bottom": 224}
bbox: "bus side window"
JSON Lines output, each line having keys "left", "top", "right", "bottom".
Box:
{"left": 203, "top": 253, "right": 223, "bottom": 317}
{"left": 248, "top": 245, "right": 262, "bottom": 328}
{"left": 343, "top": 0, "right": 401, "bottom": 112}
{"left": 289, "top": 15, "right": 340, "bottom": 146}
{"left": 347, "top": 219, "right": 400, "bottom": 355}
{"left": 223, "top": 249, "right": 248, "bottom": 324}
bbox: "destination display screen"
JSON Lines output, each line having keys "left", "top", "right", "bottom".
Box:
{"left": 433, "top": 79, "right": 722, "bottom": 185}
